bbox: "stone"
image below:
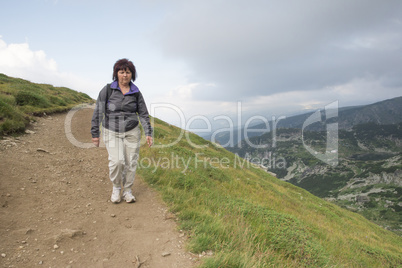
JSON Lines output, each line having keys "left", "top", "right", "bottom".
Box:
{"left": 162, "top": 252, "right": 171, "bottom": 257}
{"left": 356, "top": 195, "right": 370, "bottom": 203}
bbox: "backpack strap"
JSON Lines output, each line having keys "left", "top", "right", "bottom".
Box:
{"left": 105, "top": 83, "right": 112, "bottom": 104}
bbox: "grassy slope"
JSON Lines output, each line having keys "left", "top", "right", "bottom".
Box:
{"left": 138, "top": 118, "right": 402, "bottom": 267}
{"left": 229, "top": 126, "right": 402, "bottom": 235}
{"left": 0, "top": 73, "right": 93, "bottom": 135}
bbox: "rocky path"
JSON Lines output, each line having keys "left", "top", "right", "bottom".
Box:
{"left": 0, "top": 107, "right": 197, "bottom": 268}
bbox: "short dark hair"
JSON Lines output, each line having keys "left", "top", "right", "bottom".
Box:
{"left": 113, "top": 58, "right": 137, "bottom": 82}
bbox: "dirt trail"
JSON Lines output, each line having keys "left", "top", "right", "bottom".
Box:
{"left": 0, "top": 107, "right": 198, "bottom": 268}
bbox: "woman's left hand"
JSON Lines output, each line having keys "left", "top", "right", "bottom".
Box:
{"left": 146, "top": 136, "right": 153, "bottom": 147}
{"left": 92, "top": 137, "right": 100, "bottom": 147}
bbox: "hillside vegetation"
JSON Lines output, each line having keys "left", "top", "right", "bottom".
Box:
{"left": 229, "top": 123, "right": 402, "bottom": 235}
{"left": 138, "top": 118, "right": 402, "bottom": 267}
{"left": 0, "top": 73, "right": 92, "bottom": 135}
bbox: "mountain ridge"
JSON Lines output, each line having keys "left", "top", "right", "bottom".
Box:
{"left": 208, "top": 96, "right": 402, "bottom": 146}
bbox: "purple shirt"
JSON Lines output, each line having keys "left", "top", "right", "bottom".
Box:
{"left": 110, "top": 80, "right": 139, "bottom": 95}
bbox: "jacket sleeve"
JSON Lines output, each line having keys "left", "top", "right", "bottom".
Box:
{"left": 91, "top": 85, "right": 108, "bottom": 138}
{"left": 137, "top": 91, "right": 153, "bottom": 137}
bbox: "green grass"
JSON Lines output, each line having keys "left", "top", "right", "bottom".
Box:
{"left": 138, "top": 119, "right": 402, "bottom": 267}
{"left": 0, "top": 73, "right": 93, "bottom": 135}
{"left": 229, "top": 124, "right": 401, "bottom": 235}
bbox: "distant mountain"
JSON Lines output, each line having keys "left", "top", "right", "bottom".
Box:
{"left": 275, "top": 96, "right": 402, "bottom": 130}
{"left": 337, "top": 97, "right": 402, "bottom": 129}
{"left": 210, "top": 96, "right": 402, "bottom": 146}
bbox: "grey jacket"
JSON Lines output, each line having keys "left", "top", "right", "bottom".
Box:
{"left": 91, "top": 81, "right": 153, "bottom": 138}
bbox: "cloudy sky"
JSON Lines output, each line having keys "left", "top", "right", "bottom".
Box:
{"left": 1, "top": 0, "right": 401, "bottom": 129}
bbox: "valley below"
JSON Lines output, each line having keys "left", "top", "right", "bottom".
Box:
{"left": 228, "top": 123, "right": 402, "bottom": 235}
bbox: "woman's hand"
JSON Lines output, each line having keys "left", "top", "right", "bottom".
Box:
{"left": 92, "top": 137, "right": 100, "bottom": 147}
{"left": 146, "top": 136, "right": 153, "bottom": 147}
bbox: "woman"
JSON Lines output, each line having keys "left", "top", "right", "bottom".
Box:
{"left": 91, "top": 58, "right": 153, "bottom": 203}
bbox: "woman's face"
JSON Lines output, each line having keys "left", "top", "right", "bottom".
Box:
{"left": 117, "top": 68, "right": 132, "bottom": 85}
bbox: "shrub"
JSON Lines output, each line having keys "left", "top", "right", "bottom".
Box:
{"left": 15, "top": 90, "right": 51, "bottom": 108}
{"left": 0, "top": 118, "right": 26, "bottom": 134}
{"left": 49, "top": 96, "right": 67, "bottom": 106}
{"left": 0, "top": 99, "right": 29, "bottom": 134}
{"left": 0, "top": 94, "right": 16, "bottom": 106}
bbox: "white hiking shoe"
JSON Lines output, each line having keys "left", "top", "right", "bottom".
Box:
{"left": 122, "top": 190, "right": 136, "bottom": 203}
{"left": 111, "top": 188, "right": 121, "bottom": 203}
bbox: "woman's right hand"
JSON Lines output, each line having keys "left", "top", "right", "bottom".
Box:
{"left": 92, "top": 137, "right": 100, "bottom": 147}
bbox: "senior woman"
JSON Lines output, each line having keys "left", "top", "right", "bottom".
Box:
{"left": 91, "top": 58, "right": 153, "bottom": 203}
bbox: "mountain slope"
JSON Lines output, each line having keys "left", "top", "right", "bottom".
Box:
{"left": 337, "top": 96, "right": 402, "bottom": 129}
{"left": 0, "top": 73, "right": 92, "bottom": 135}
{"left": 137, "top": 117, "right": 402, "bottom": 267}
{"left": 228, "top": 122, "right": 402, "bottom": 235}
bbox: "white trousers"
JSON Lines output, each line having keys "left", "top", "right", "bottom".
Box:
{"left": 103, "top": 126, "right": 141, "bottom": 191}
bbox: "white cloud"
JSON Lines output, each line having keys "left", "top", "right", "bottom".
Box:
{"left": 0, "top": 39, "right": 56, "bottom": 74}
{"left": 0, "top": 38, "right": 100, "bottom": 97}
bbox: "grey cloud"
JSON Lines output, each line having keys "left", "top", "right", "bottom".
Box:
{"left": 154, "top": 0, "right": 402, "bottom": 102}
